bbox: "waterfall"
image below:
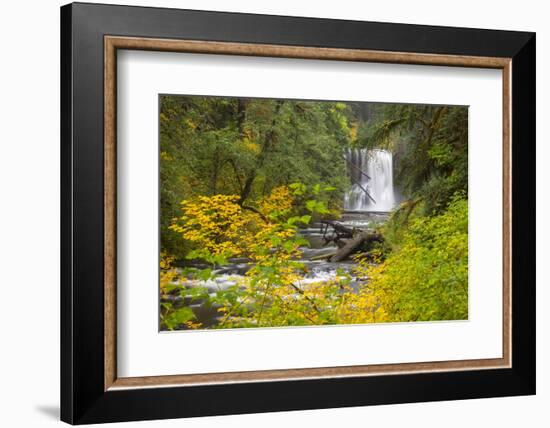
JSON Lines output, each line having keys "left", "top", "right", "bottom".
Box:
{"left": 344, "top": 148, "right": 396, "bottom": 212}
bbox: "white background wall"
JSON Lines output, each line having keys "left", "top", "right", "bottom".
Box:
{"left": 0, "top": 0, "right": 546, "bottom": 426}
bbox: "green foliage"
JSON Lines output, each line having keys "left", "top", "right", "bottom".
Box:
{"left": 161, "top": 307, "right": 196, "bottom": 331}
{"left": 363, "top": 194, "right": 468, "bottom": 321}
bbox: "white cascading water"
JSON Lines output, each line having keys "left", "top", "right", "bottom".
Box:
{"left": 344, "top": 148, "right": 396, "bottom": 212}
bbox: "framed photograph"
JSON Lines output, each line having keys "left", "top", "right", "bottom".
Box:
{"left": 61, "top": 2, "right": 535, "bottom": 424}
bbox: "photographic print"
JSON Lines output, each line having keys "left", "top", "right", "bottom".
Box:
{"left": 159, "top": 95, "right": 468, "bottom": 331}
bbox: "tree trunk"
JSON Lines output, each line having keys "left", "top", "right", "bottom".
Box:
{"left": 239, "top": 175, "right": 256, "bottom": 204}
{"left": 329, "top": 230, "right": 383, "bottom": 262}
{"left": 238, "top": 100, "right": 284, "bottom": 205}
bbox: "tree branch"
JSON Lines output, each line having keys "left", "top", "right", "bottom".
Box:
{"left": 241, "top": 205, "right": 269, "bottom": 223}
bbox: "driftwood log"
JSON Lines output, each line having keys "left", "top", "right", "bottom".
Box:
{"left": 320, "top": 220, "right": 354, "bottom": 245}
{"left": 329, "top": 230, "right": 383, "bottom": 262}
{"left": 321, "top": 220, "right": 354, "bottom": 235}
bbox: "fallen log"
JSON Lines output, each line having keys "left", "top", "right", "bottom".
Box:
{"left": 320, "top": 220, "right": 355, "bottom": 246}
{"left": 329, "top": 230, "right": 383, "bottom": 262}
{"left": 320, "top": 220, "right": 354, "bottom": 236}
{"left": 350, "top": 177, "right": 376, "bottom": 204}
{"left": 346, "top": 159, "right": 371, "bottom": 181}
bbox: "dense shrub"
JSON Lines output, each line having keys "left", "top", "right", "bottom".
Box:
{"left": 363, "top": 195, "right": 468, "bottom": 321}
